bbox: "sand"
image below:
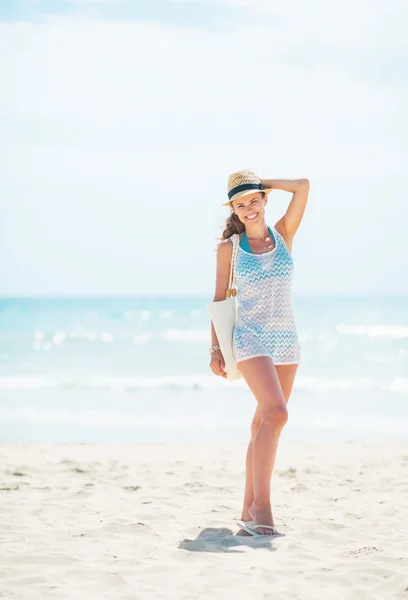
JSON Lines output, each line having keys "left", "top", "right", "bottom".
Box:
{"left": 1, "top": 441, "right": 407, "bottom": 600}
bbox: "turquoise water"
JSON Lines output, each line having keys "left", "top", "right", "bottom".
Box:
{"left": 0, "top": 295, "right": 407, "bottom": 442}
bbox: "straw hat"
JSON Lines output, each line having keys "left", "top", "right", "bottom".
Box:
{"left": 223, "top": 169, "right": 272, "bottom": 206}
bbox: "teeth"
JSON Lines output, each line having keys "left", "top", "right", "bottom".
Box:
{"left": 246, "top": 214, "right": 257, "bottom": 220}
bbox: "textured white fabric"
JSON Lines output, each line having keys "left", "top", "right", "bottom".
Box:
{"left": 206, "top": 234, "right": 242, "bottom": 381}
{"left": 233, "top": 226, "right": 302, "bottom": 365}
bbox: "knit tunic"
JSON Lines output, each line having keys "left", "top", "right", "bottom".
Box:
{"left": 232, "top": 226, "right": 302, "bottom": 365}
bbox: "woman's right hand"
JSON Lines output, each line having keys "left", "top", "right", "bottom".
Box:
{"left": 210, "top": 350, "right": 227, "bottom": 378}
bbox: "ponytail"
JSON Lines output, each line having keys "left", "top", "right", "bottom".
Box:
{"left": 221, "top": 210, "right": 245, "bottom": 240}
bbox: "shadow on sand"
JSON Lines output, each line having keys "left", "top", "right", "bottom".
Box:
{"left": 179, "top": 526, "right": 284, "bottom": 553}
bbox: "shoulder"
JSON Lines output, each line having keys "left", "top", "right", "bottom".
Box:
{"left": 274, "top": 218, "right": 293, "bottom": 254}
{"left": 273, "top": 217, "right": 285, "bottom": 238}
{"left": 216, "top": 235, "right": 236, "bottom": 262}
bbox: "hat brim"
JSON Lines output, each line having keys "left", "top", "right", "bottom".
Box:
{"left": 222, "top": 188, "right": 272, "bottom": 206}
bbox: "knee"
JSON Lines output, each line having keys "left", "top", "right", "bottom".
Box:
{"left": 262, "top": 406, "right": 289, "bottom": 428}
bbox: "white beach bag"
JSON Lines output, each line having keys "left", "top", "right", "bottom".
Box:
{"left": 206, "top": 233, "right": 242, "bottom": 382}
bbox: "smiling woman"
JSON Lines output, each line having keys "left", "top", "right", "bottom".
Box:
{"left": 209, "top": 168, "right": 309, "bottom": 537}
{"left": 220, "top": 171, "right": 272, "bottom": 239}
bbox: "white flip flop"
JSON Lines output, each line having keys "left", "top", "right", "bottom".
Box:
{"left": 236, "top": 519, "right": 279, "bottom": 537}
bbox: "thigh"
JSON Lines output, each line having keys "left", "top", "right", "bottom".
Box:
{"left": 275, "top": 364, "right": 298, "bottom": 404}
{"left": 246, "top": 362, "right": 299, "bottom": 427}
{"left": 238, "top": 356, "right": 286, "bottom": 413}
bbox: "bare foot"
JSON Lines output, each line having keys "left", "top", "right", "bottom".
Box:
{"left": 248, "top": 501, "right": 277, "bottom": 536}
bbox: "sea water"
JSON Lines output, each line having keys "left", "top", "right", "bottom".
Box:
{"left": 0, "top": 295, "right": 407, "bottom": 442}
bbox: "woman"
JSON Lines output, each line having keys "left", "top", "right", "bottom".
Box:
{"left": 209, "top": 169, "right": 309, "bottom": 537}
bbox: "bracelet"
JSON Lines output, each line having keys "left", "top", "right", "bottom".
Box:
{"left": 209, "top": 344, "right": 221, "bottom": 355}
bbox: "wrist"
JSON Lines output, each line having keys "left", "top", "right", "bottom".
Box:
{"left": 209, "top": 344, "right": 221, "bottom": 355}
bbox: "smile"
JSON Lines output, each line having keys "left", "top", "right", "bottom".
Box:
{"left": 246, "top": 213, "right": 258, "bottom": 220}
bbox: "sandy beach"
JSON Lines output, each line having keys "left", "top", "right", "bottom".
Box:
{"left": 1, "top": 441, "right": 407, "bottom": 600}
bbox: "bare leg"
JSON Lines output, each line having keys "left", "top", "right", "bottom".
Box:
{"left": 240, "top": 405, "right": 262, "bottom": 521}
{"left": 239, "top": 361, "right": 298, "bottom": 535}
{"left": 240, "top": 364, "right": 298, "bottom": 521}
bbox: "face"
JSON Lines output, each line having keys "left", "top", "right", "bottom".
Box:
{"left": 231, "top": 192, "right": 267, "bottom": 225}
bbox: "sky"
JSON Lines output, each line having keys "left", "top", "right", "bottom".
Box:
{"left": 1, "top": 0, "right": 407, "bottom": 296}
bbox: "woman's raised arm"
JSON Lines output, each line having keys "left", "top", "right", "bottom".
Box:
{"left": 261, "top": 178, "right": 310, "bottom": 239}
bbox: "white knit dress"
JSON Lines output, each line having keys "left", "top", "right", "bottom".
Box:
{"left": 232, "top": 226, "right": 302, "bottom": 365}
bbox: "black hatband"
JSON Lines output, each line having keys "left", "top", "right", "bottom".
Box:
{"left": 228, "top": 182, "right": 264, "bottom": 200}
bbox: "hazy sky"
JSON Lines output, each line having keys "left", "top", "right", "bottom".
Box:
{"left": 1, "top": 0, "right": 407, "bottom": 296}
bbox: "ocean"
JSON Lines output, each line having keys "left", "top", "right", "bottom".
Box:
{"left": 0, "top": 295, "right": 407, "bottom": 443}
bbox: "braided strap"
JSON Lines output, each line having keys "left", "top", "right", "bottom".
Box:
{"left": 226, "top": 233, "right": 239, "bottom": 298}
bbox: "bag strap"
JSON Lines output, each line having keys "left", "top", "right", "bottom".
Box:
{"left": 226, "top": 233, "right": 239, "bottom": 298}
